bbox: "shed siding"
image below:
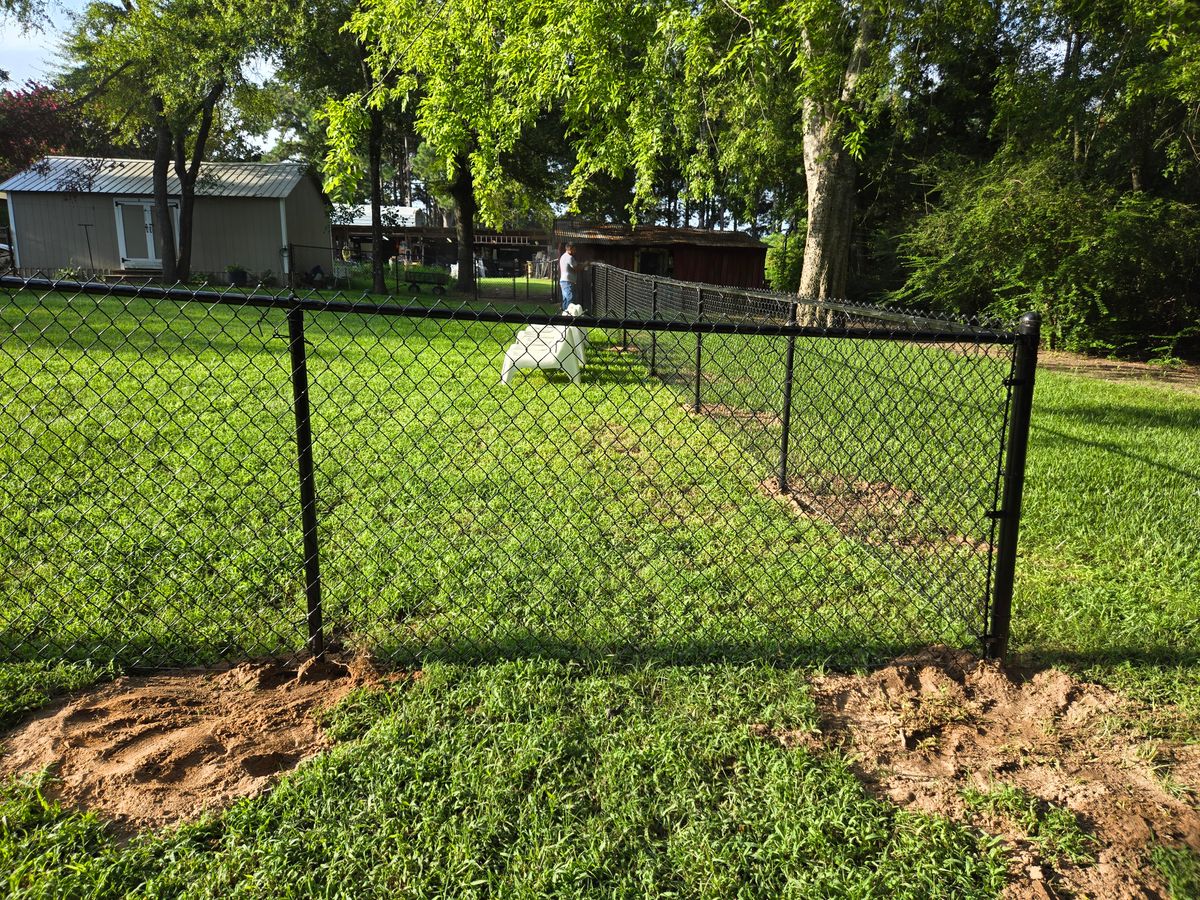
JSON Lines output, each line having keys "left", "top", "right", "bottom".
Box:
{"left": 571, "top": 242, "right": 766, "bottom": 290}
{"left": 190, "top": 197, "right": 282, "bottom": 277}
{"left": 284, "top": 178, "right": 333, "bottom": 276}
{"left": 9, "top": 192, "right": 122, "bottom": 272}
{"left": 673, "top": 246, "right": 767, "bottom": 289}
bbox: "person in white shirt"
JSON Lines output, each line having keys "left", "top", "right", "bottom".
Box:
{"left": 558, "top": 242, "right": 578, "bottom": 311}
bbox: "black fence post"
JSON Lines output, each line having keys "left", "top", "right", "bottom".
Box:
{"left": 777, "top": 301, "right": 799, "bottom": 492}
{"left": 287, "top": 305, "right": 325, "bottom": 659}
{"left": 987, "top": 311, "right": 1041, "bottom": 662}
{"left": 649, "top": 277, "right": 658, "bottom": 376}
{"left": 694, "top": 286, "right": 704, "bottom": 413}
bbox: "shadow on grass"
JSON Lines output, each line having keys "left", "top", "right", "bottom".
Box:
{"left": 1032, "top": 422, "right": 1200, "bottom": 482}
{"left": 1011, "top": 646, "right": 1200, "bottom": 673}
{"left": 1046, "top": 398, "right": 1200, "bottom": 433}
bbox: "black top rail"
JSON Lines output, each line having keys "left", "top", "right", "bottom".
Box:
{"left": 587, "top": 263, "right": 1012, "bottom": 336}
{"left": 1, "top": 275, "right": 1021, "bottom": 344}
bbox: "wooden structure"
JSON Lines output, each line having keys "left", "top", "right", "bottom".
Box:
{"left": 552, "top": 221, "right": 767, "bottom": 289}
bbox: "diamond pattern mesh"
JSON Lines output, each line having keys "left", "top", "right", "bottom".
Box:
{"left": 0, "top": 269, "right": 1022, "bottom": 668}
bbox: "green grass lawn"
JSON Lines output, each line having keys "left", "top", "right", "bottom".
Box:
{"left": 1014, "top": 370, "right": 1200, "bottom": 732}
{"left": 0, "top": 289, "right": 1010, "bottom": 666}
{"left": 0, "top": 663, "right": 1007, "bottom": 898}
{"left": 0, "top": 283, "right": 1197, "bottom": 897}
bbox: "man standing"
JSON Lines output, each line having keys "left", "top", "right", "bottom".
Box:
{"left": 558, "top": 242, "right": 577, "bottom": 311}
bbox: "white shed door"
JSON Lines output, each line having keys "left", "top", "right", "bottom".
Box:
{"left": 114, "top": 199, "right": 178, "bottom": 269}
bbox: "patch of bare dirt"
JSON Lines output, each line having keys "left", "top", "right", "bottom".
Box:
{"left": 0, "top": 655, "right": 396, "bottom": 834}
{"left": 587, "top": 422, "right": 643, "bottom": 455}
{"left": 690, "top": 403, "right": 781, "bottom": 426}
{"left": 1039, "top": 351, "right": 1200, "bottom": 394}
{"left": 758, "top": 647, "right": 1200, "bottom": 899}
{"left": 761, "top": 476, "right": 987, "bottom": 554}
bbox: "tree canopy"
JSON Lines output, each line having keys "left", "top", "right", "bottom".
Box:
{"left": 17, "top": 0, "right": 1198, "bottom": 355}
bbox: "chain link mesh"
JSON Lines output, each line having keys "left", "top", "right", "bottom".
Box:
{"left": 0, "top": 268, "right": 1022, "bottom": 668}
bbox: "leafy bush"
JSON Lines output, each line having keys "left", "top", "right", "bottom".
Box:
{"left": 893, "top": 158, "right": 1200, "bottom": 358}
{"left": 764, "top": 229, "right": 804, "bottom": 293}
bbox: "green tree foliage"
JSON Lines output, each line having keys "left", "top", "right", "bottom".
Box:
{"left": 303, "top": 0, "right": 1197, "bottom": 353}
{"left": 895, "top": 158, "right": 1200, "bottom": 356}
{"left": 892, "top": 0, "right": 1200, "bottom": 357}
{"left": 764, "top": 230, "right": 805, "bottom": 293}
{"left": 62, "top": 0, "right": 274, "bottom": 281}
{"left": 327, "top": 0, "right": 570, "bottom": 288}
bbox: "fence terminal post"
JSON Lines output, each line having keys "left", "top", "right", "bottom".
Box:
{"left": 287, "top": 305, "right": 325, "bottom": 659}
{"left": 987, "top": 311, "right": 1041, "bottom": 663}
{"left": 777, "top": 301, "right": 799, "bottom": 492}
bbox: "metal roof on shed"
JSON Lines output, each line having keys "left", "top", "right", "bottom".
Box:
{"left": 0, "top": 157, "right": 306, "bottom": 199}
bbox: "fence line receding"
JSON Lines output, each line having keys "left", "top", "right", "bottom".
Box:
{"left": 0, "top": 266, "right": 1038, "bottom": 669}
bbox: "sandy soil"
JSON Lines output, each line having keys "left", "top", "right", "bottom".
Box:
{"left": 755, "top": 647, "right": 1200, "bottom": 899}
{"left": 3, "top": 647, "right": 1195, "bottom": 898}
{"left": 0, "top": 656, "right": 389, "bottom": 833}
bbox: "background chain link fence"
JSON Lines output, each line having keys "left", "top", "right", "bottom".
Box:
{"left": 0, "top": 268, "right": 1038, "bottom": 669}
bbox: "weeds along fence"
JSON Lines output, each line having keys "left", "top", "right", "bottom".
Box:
{"left": 0, "top": 269, "right": 1037, "bottom": 669}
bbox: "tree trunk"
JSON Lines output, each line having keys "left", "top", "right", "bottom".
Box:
{"left": 402, "top": 131, "right": 413, "bottom": 206}
{"left": 449, "top": 152, "right": 476, "bottom": 292}
{"left": 150, "top": 97, "right": 178, "bottom": 284}
{"left": 797, "top": 9, "right": 875, "bottom": 302}
{"left": 169, "top": 81, "right": 223, "bottom": 284}
{"left": 176, "top": 181, "right": 196, "bottom": 281}
{"left": 799, "top": 107, "right": 856, "bottom": 300}
{"left": 368, "top": 106, "right": 387, "bottom": 295}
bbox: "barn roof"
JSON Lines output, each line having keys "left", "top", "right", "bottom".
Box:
{"left": 555, "top": 221, "right": 766, "bottom": 250}
{"left": 0, "top": 157, "right": 306, "bottom": 199}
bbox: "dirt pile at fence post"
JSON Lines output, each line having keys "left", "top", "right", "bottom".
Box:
{"left": 0, "top": 656, "right": 389, "bottom": 833}
{"left": 757, "top": 647, "right": 1200, "bottom": 899}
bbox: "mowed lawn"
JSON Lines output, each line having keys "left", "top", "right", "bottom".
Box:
{"left": 0, "top": 285, "right": 1197, "bottom": 897}
{"left": 0, "top": 288, "right": 1008, "bottom": 666}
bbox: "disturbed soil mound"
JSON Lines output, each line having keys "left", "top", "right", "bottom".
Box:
{"left": 0, "top": 656, "right": 386, "bottom": 833}
{"left": 759, "top": 647, "right": 1200, "bottom": 899}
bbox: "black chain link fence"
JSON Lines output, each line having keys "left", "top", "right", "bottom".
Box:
{"left": 0, "top": 267, "right": 1038, "bottom": 669}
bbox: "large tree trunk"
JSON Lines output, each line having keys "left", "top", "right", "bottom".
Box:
{"left": 368, "top": 106, "right": 387, "bottom": 295}
{"left": 449, "top": 152, "right": 476, "bottom": 293}
{"left": 799, "top": 106, "right": 856, "bottom": 300}
{"left": 797, "top": 9, "right": 876, "bottom": 303}
{"left": 150, "top": 97, "right": 178, "bottom": 284}
{"left": 169, "top": 81, "right": 223, "bottom": 284}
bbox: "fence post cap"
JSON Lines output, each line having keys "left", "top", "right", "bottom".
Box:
{"left": 1018, "top": 311, "right": 1042, "bottom": 332}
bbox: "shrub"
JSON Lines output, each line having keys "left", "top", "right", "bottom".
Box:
{"left": 893, "top": 158, "right": 1200, "bottom": 358}
{"left": 764, "top": 229, "right": 804, "bottom": 293}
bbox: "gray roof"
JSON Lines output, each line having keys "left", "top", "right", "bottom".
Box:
{"left": 0, "top": 157, "right": 307, "bottom": 199}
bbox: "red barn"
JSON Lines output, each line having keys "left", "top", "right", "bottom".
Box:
{"left": 553, "top": 221, "right": 767, "bottom": 289}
